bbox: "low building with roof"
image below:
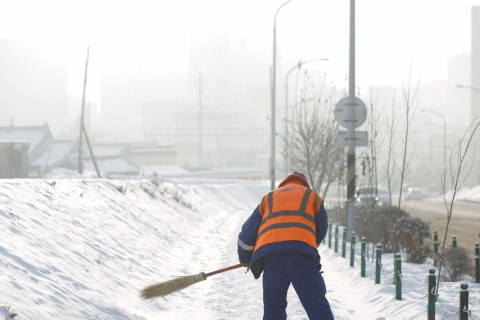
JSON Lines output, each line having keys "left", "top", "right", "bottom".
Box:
{"left": 0, "top": 124, "right": 53, "bottom": 177}
{"left": 0, "top": 124, "right": 176, "bottom": 178}
{"left": 0, "top": 141, "right": 29, "bottom": 178}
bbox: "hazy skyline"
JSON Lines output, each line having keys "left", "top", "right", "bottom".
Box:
{"left": 1, "top": 0, "right": 480, "bottom": 100}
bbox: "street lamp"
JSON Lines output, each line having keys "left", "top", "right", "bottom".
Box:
{"left": 421, "top": 108, "right": 447, "bottom": 184}
{"left": 456, "top": 84, "right": 480, "bottom": 94}
{"left": 284, "top": 58, "right": 329, "bottom": 174}
{"left": 271, "top": 0, "right": 294, "bottom": 190}
{"left": 456, "top": 83, "right": 480, "bottom": 125}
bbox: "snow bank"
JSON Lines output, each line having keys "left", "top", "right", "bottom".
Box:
{"left": 0, "top": 178, "right": 268, "bottom": 319}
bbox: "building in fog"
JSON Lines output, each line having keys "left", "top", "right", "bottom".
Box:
{"left": 96, "top": 34, "right": 270, "bottom": 172}
{"left": 472, "top": 6, "right": 480, "bottom": 122}
{"left": 0, "top": 124, "right": 54, "bottom": 177}
{"left": 470, "top": 6, "right": 480, "bottom": 185}
{"left": 0, "top": 141, "right": 29, "bottom": 178}
{"left": 447, "top": 54, "right": 470, "bottom": 127}
{"left": 184, "top": 34, "right": 270, "bottom": 170}
{"left": 0, "top": 39, "right": 69, "bottom": 137}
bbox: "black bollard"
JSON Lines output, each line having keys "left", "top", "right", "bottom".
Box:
{"left": 375, "top": 244, "right": 382, "bottom": 284}
{"left": 459, "top": 283, "right": 469, "bottom": 320}
{"left": 428, "top": 269, "right": 436, "bottom": 320}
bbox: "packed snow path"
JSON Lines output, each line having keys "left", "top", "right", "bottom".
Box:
{"left": 0, "top": 179, "right": 478, "bottom": 319}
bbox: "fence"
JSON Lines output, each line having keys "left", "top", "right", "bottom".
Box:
{"left": 432, "top": 230, "right": 480, "bottom": 284}
{"left": 325, "top": 221, "right": 479, "bottom": 319}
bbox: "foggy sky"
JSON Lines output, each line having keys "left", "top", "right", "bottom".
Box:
{"left": 1, "top": 0, "right": 479, "bottom": 97}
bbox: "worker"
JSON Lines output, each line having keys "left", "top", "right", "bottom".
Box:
{"left": 237, "top": 171, "right": 334, "bottom": 320}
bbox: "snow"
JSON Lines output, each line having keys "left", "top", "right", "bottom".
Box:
{"left": 455, "top": 185, "right": 480, "bottom": 203}
{"left": 141, "top": 165, "right": 189, "bottom": 176}
{"left": 0, "top": 178, "right": 478, "bottom": 319}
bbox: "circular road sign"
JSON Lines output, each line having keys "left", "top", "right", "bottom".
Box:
{"left": 334, "top": 96, "right": 367, "bottom": 129}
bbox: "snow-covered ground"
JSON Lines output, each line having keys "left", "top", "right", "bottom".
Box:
{"left": 0, "top": 178, "right": 478, "bottom": 319}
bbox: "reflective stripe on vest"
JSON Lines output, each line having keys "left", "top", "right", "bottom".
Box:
{"left": 253, "top": 186, "right": 317, "bottom": 252}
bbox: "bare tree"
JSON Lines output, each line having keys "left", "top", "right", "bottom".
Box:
{"left": 282, "top": 71, "right": 345, "bottom": 198}
{"left": 283, "top": 92, "right": 345, "bottom": 198}
{"left": 436, "top": 120, "right": 480, "bottom": 293}
{"left": 384, "top": 90, "right": 400, "bottom": 207}
{"left": 361, "top": 87, "right": 386, "bottom": 259}
{"left": 386, "top": 72, "right": 419, "bottom": 254}
{"left": 397, "top": 74, "right": 419, "bottom": 208}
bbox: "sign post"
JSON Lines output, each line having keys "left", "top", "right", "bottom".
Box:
{"left": 334, "top": 96, "right": 367, "bottom": 237}
{"left": 334, "top": 0, "right": 367, "bottom": 238}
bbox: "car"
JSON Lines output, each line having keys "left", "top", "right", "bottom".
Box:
{"left": 355, "top": 186, "right": 391, "bottom": 207}
{"left": 406, "top": 187, "right": 424, "bottom": 201}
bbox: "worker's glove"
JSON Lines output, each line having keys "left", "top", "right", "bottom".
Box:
{"left": 238, "top": 248, "right": 252, "bottom": 265}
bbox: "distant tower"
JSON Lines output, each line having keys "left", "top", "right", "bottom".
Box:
{"left": 472, "top": 6, "right": 480, "bottom": 122}
{"left": 447, "top": 54, "right": 470, "bottom": 127}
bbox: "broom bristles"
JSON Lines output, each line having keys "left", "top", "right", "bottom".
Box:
{"left": 140, "top": 272, "right": 207, "bottom": 300}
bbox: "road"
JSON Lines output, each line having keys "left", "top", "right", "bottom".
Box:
{"left": 404, "top": 199, "right": 480, "bottom": 254}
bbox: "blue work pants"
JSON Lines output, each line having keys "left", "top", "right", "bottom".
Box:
{"left": 262, "top": 252, "right": 334, "bottom": 320}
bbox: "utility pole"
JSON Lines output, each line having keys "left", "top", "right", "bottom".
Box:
{"left": 77, "top": 46, "right": 101, "bottom": 178}
{"left": 334, "top": 0, "right": 367, "bottom": 237}
{"left": 78, "top": 47, "right": 89, "bottom": 174}
{"left": 271, "top": 0, "right": 294, "bottom": 190}
{"left": 195, "top": 72, "right": 205, "bottom": 168}
{"left": 347, "top": 0, "right": 356, "bottom": 206}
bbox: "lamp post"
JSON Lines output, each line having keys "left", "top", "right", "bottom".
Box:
{"left": 456, "top": 84, "right": 480, "bottom": 184}
{"left": 271, "top": 0, "right": 294, "bottom": 191}
{"left": 456, "top": 84, "right": 480, "bottom": 94}
{"left": 421, "top": 109, "right": 447, "bottom": 187}
{"left": 284, "top": 58, "right": 328, "bottom": 174}
{"left": 456, "top": 84, "right": 480, "bottom": 123}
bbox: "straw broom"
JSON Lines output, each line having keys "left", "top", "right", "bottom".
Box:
{"left": 140, "top": 263, "right": 246, "bottom": 300}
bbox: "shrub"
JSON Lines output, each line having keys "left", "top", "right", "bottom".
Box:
{"left": 326, "top": 205, "right": 346, "bottom": 226}
{"left": 332, "top": 204, "right": 431, "bottom": 260}
{"left": 354, "top": 206, "right": 409, "bottom": 253}
{"left": 353, "top": 205, "right": 374, "bottom": 243}
{"left": 441, "top": 246, "right": 471, "bottom": 282}
{"left": 398, "top": 217, "right": 431, "bottom": 263}
{"left": 354, "top": 206, "right": 431, "bottom": 261}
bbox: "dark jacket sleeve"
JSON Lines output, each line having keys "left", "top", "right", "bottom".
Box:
{"left": 237, "top": 205, "right": 262, "bottom": 264}
{"left": 315, "top": 202, "right": 328, "bottom": 246}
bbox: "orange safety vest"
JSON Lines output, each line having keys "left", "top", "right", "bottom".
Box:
{"left": 253, "top": 183, "right": 319, "bottom": 253}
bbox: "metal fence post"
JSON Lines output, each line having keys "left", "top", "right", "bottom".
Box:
{"left": 475, "top": 242, "right": 479, "bottom": 283}
{"left": 452, "top": 235, "right": 457, "bottom": 249}
{"left": 334, "top": 224, "right": 339, "bottom": 253}
{"left": 375, "top": 244, "right": 382, "bottom": 284}
{"left": 428, "top": 269, "right": 436, "bottom": 320}
{"left": 433, "top": 230, "right": 438, "bottom": 267}
{"left": 328, "top": 220, "right": 332, "bottom": 248}
{"left": 395, "top": 255, "right": 402, "bottom": 300}
{"left": 459, "top": 283, "right": 469, "bottom": 320}
{"left": 361, "top": 237, "right": 366, "bottom": 277}
{"left": 342, "top": 227, "right": 347, "bottom": 258}
{"left": 350, "top": 231, "right": 356, "bottom": 267}
{"left": 394, "top": 253, "right": 401, "bottom": 284}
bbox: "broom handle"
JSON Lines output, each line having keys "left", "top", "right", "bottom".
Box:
{"left": 205, "top": 263, "right": 247, "bottom": 278}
